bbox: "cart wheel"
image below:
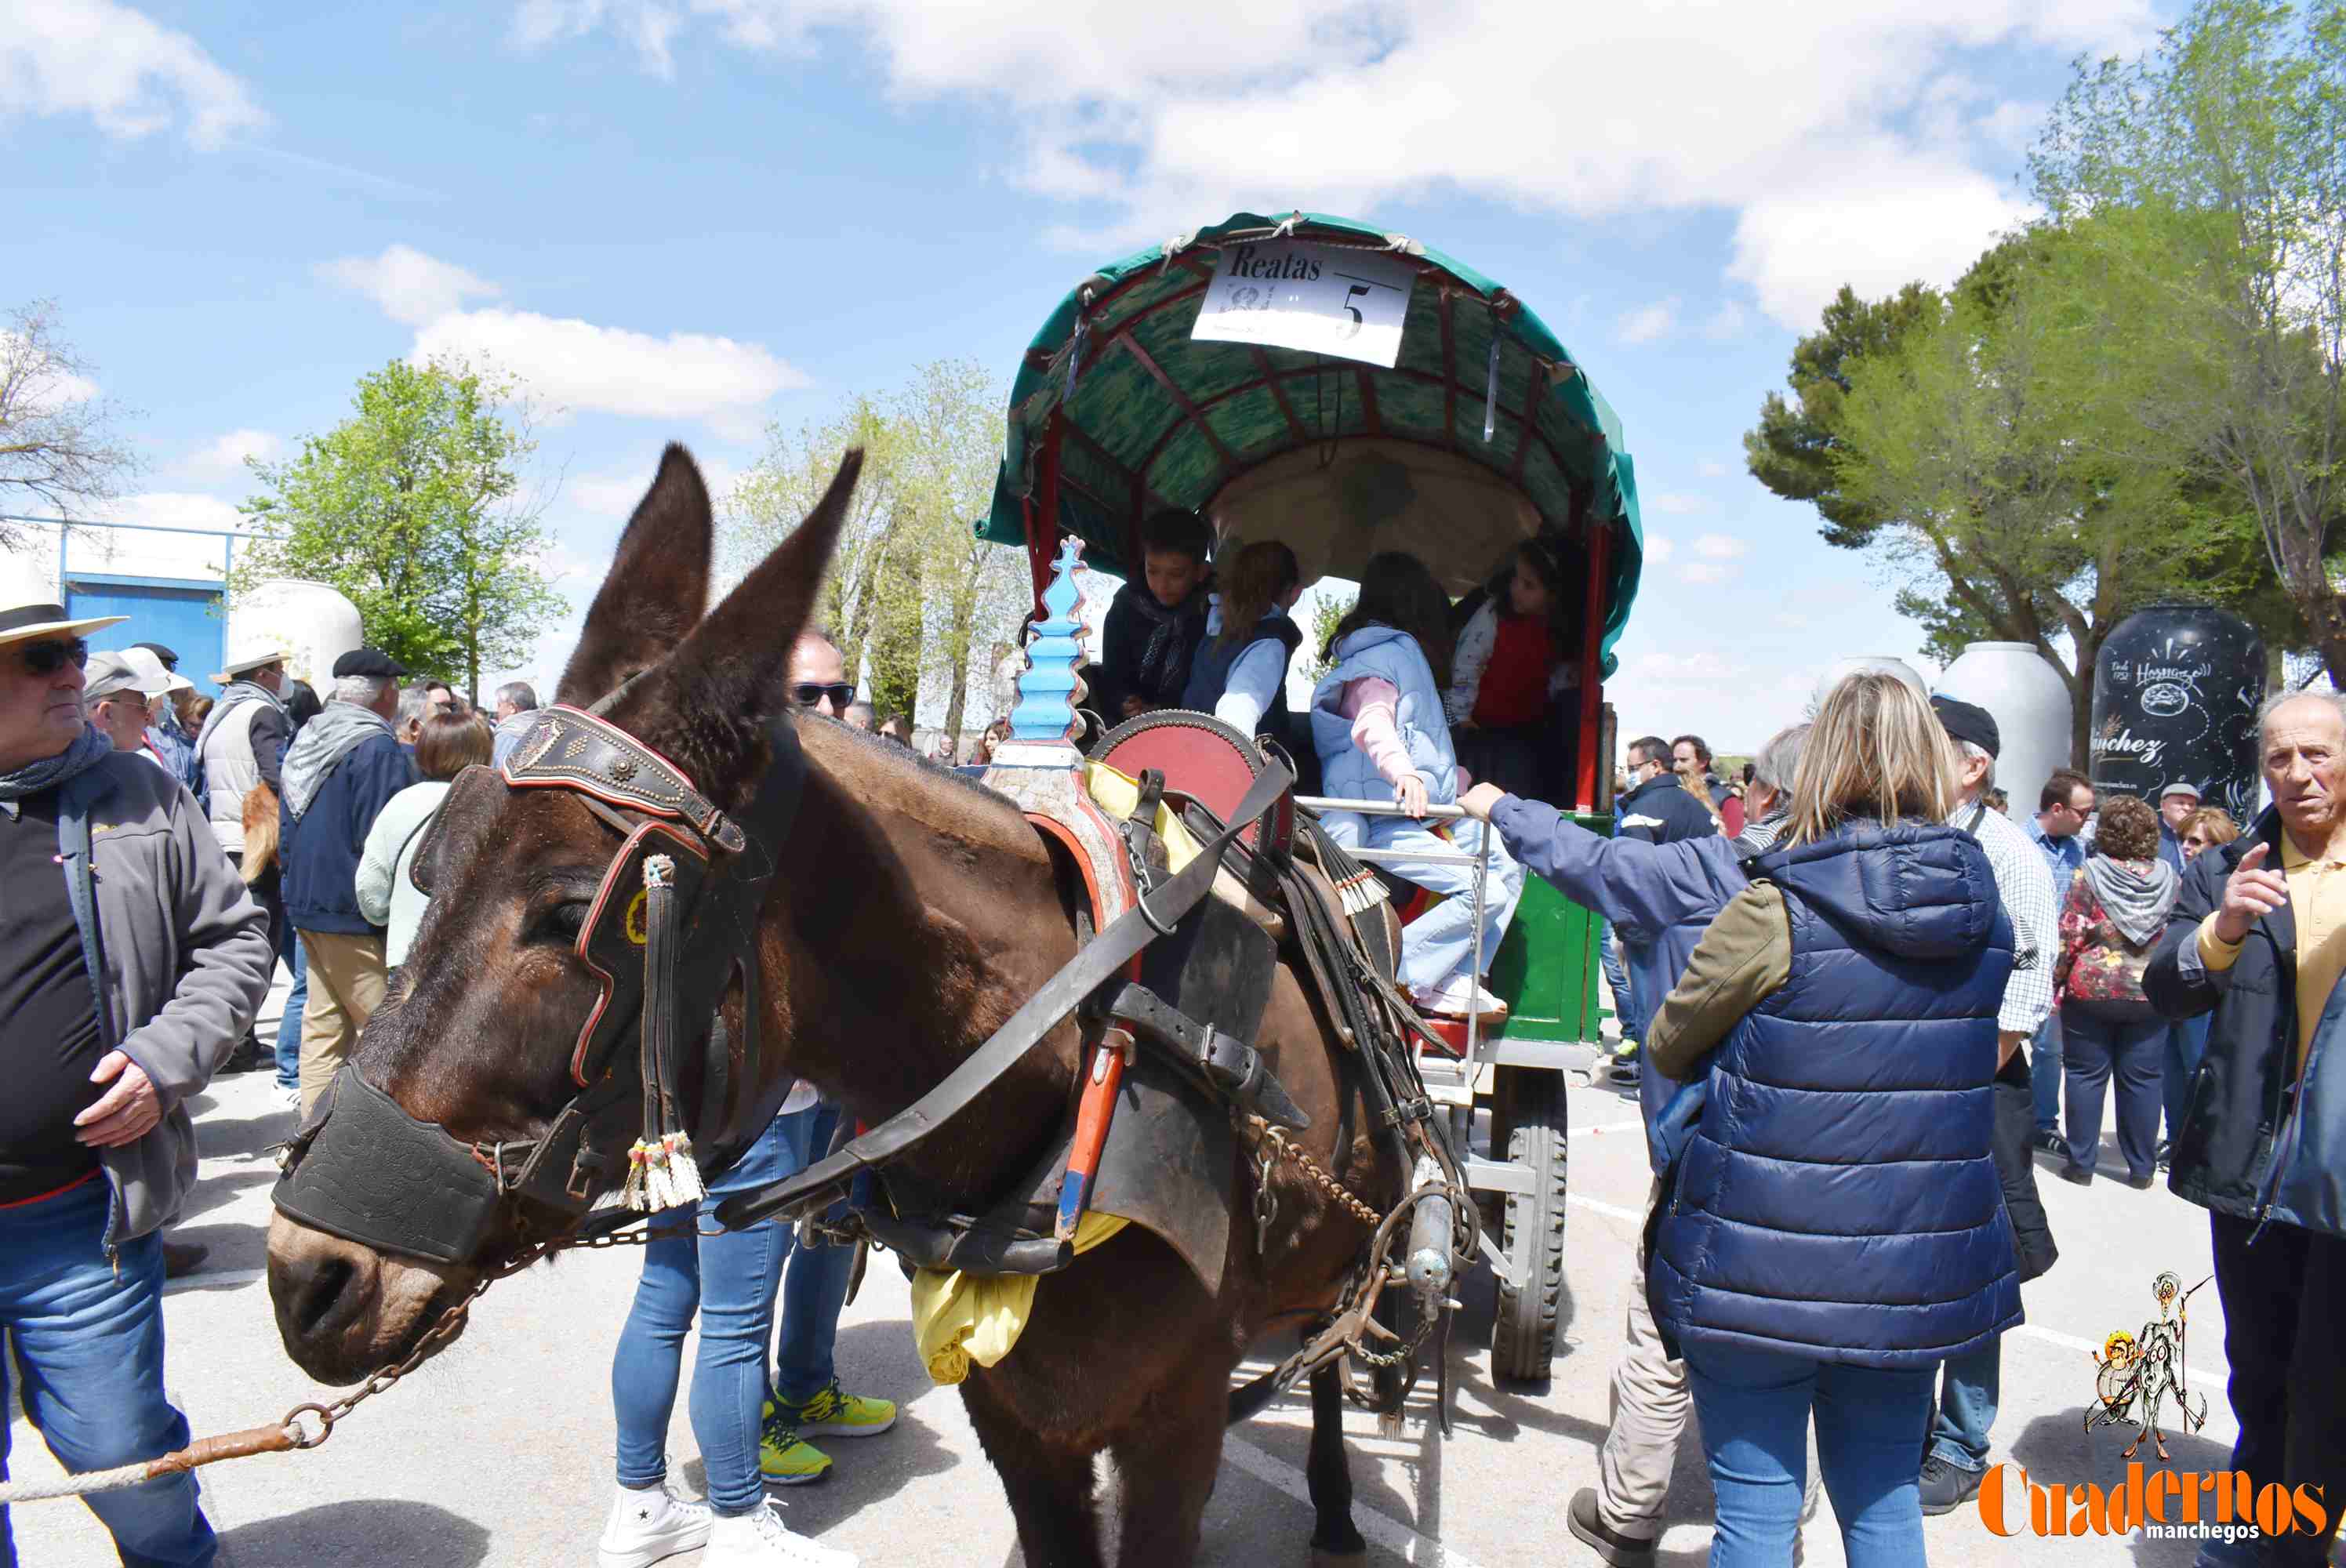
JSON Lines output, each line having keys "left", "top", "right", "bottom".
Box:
{"left": 1491, "top": 1067, "right": 1567, "bottom": 1385}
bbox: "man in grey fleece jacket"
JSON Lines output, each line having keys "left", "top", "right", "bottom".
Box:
{"left": 0, "top": 626, "right": 272, "bottom": 1568}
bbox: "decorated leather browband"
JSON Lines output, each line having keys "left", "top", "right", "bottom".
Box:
{"left": 501, "top": 706, "right": 746, "bottom": 854}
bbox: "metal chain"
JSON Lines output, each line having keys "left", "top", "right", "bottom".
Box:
{"left": 277, "top": 1216, "right": 695, "bottom": 1450}
{"left": 1249, "top": 1120, "right": 1385, "bottom": 1229}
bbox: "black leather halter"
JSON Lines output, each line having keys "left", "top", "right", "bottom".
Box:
{"left": 272, "top": 702, "right": 806, "bottom": 1266}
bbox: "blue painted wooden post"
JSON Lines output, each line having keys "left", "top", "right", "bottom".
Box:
{"left": 989, "top": 535, "right": 1092, "bottom": 771}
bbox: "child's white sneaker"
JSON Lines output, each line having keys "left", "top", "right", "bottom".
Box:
{"left": 702, "top": 1501, "right": 858, "bottom": 1568}
{"left": 597, "top": 1477, "right": 714, "bottom": 1568}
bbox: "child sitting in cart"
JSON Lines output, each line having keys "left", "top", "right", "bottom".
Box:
{"left": 1309, "top": 550, "right": 1524, "bottom": 1022}
{"left": 1098, "top": 508, "right": 1213, "bottom": 720}
{"left": 1444, "top": 538, "right": 1580, "bottom": 804}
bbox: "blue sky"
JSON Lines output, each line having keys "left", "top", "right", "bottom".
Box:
{"left": 5, "top": 0, "right": 2172, "bottom": 749}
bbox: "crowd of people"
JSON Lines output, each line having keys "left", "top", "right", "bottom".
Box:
{"left": 1446, "top": 673, "right": 2343, "bottom": 1568}
{"left": 5, "top": 517, "right": 2341, "bottom": 1568}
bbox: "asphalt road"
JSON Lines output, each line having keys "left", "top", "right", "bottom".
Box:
{"left": 11, "top": 978, "right": 2258, "bottom": 1567}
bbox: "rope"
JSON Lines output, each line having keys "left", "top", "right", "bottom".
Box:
{"left": 0, "top": 1421, "right": 302, "bottom": 1504}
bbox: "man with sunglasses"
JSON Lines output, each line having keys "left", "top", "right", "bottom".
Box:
{"left": 0, "top": 596, "right": 274, "bottom": 1568}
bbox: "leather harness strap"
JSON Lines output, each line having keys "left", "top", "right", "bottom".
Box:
{"left": 712, "top": 753, "right": 1295, "bottom": 1232}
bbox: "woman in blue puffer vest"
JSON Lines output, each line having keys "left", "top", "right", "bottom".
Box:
{"left": 1641, "top": 671, "right": 2021, "bottom": 1568}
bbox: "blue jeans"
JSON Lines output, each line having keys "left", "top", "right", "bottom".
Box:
{"left": 1683, "top": 1343, "right": 1934, "bottom": 1568}
{"left": 1599, "top": 922, "right": 1641, "bottom": 1045}
{"left": 0, "top": 1178, "right": 215, "bottom": 1568}
{"left": 2029, "top": 1012, "right": 2064, "bottom": 1135}
{"left": 1618, "top": 933, "right": 1656, "bottom": 1051}
{"left": 1925, "top": 1336, "right": 1999, "bottom": 1473}
{"left": 1320, "top": 813, "right": 1523, "bottom": 996}
{"left": 2062, "top": 1006, "right": 2165, "bottom": 1179}
{"left": 274, "top": 925, "right": 307, "bottom": 1091}
{"left": 772, "top": 1101, "right": 856, "bottom": 1405}
{"left": 2163, "top": 1015, "right": 2209, "bottom": 1145}
{"left": 609, "top": 1109, "right": 804, "bottom": 1515}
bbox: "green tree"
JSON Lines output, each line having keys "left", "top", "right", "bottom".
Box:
{"left": 727, "top": 360, "right": 1026, "bottom": 747}
{"left": 2031, "top": 0, "right": 2346, "bottom": 684}
{"left": 234, "top": 358, "right": 563, "bottom": 702}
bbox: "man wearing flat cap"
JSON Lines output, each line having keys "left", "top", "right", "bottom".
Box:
{"left": 1918, "top": 694, "right": 2062, "bottom": 1513}
{"left": 280, "top": 648, "right": 418, "bottom": 1113}
{"left": 0, "top": 585, "right": 271, "bottom": 1566}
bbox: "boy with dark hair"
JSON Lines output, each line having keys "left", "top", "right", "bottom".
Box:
{"left": 1098, "top": 509, "right": 1213, "bottom": 720}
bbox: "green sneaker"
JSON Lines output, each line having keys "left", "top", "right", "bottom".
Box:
{"left": 772, "top": 1379, "right": 898, "bottom": 1439}
{"left": 757, "top": 1406, "right": 833, "bottom": 1486}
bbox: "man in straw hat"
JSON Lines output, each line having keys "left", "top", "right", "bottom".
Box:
{"left": 0, "top": 579, "right": 273, "bottom": 1566}
{"left": 195, "top": 627, "right": 292, "bottom": 870}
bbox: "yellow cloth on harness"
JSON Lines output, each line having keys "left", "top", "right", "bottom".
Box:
{"left": 910, "top": 1212, "right": 1130, "bottom": 1384}
{"left": 1080, "top": 760, "right": 1207, "bottom": 871}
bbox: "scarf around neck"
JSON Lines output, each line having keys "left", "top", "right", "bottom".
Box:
{"left": 2085, "top": 853, "right": 2180, "bottom": 949}
{"left": 0, "top": 724, "right": 116, "bottom": 818}
{"left": 283, "top": 701, "right": 392, "bottom": 819}
{"left": 197, "top": 677, "right": 289, "bottom": 752}
{"left": 1124, "top": 585, "right": 1205, "bottom": 706}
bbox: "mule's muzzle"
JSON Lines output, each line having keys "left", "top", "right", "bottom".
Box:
{"left": 273, "top": 1068, "right": 510, "bottom": 1266}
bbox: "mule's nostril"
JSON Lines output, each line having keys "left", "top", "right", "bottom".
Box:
{"left": 292, "top": 1256, "right": 358, "bottom": 1340}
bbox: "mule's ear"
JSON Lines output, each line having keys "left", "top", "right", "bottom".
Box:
{"left": 554, "top": 444, "right": 714, "bottom": 708}
{"left": 616, "top": 448, "right": 865, "bottom": 798}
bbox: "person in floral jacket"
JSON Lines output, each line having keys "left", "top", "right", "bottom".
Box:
{"left": 2053, "top": 793, "right": 2181, "bottom": 1189}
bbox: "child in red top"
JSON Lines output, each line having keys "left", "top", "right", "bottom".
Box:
{"left": 1444, "top": 539, "right": 1579, "bottom": 800}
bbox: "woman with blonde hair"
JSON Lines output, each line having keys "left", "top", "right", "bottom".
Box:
{"left": 1182, "top": 538, "right": 1305, "bottom": 737}
{"left": 2180, "top": 806, "right": 2239, "bottom": 861}
{"left": 1640, "top": 671, "right": 2020, "bottom": 1566}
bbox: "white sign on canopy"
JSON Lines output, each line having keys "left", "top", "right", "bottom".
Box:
{"left": 1189, "top": 239, "right": 1417, "bottom": 368}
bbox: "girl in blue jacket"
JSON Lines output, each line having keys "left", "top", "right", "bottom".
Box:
{"left": 1308, "top": 551, "right": 1523, "bottom": 1022}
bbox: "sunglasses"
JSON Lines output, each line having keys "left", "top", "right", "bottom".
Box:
{"left": 20, "top": 638, "right": 89, "bottom": 676}
{"left": 791, "top": 682, "right": 855, "bottom": 713}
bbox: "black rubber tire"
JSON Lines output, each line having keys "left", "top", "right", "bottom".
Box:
{"left": 1491, "top": 1067, "right": 1568, "bottom": 1384}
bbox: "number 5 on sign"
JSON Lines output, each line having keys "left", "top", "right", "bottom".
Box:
{"left": 1189, "top": 240, "right": 1416, "bottom": 368}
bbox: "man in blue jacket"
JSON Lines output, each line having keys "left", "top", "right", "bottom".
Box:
{"left": 281, "top": 649, "right": 418, "bottom": 1116}
{"left": 1460, "top": 724, "right": 1796, "bottom": 1567}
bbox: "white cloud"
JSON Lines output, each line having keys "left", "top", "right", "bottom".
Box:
{"left": 321, "top": 245, "right": 808, "bottom": 434}
{"left": 1648, "top": 492, "right": 1706, "bottom": 516}
{"left": 183, "top": 427, "right": 281, "bottom": 480}
{"left": 1642, "top": 534, "right": 1675, "bottom": 564}
{"left": 319, "top": 244, "right": 503, "bottom": 328}
{"left": 1704, "top": 300, "right": 1749, "bottom": 340}
{"left": 0, "top": 0, "right": 264, "bottom": 148}
{"left": 1626, "top": 650, "right": 1735, "bottom": 684}
{"left": 565, "top": 456, "right": 740, "bottom": 521}
{"left": 507, "top": 0, "right": 2152, "bottom": 328}
{"left": 1776, "top": 612, "right": 1814, "bottom": 630}
{"left": 1696, "top": 459, "right": 1729, "bottom": 479}
{"left": 97, "top": 491, "right": 249, "bottom": 535}
{"left": 1693, "top": 533, "right": 1748, "bottom": 560}
{"left": 1680, "top": 561, "right": 1734, "bottom": 585}
{"left": 0, "top": 332, "right": 100, "bottom": 411}
{"left": 1617, "top": 298, "right": 1679, "bottom": 345}
{"left": 412, "top": 310, "right": 804, "bottom": 431}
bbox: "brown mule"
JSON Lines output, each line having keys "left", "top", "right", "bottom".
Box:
{"left": 265, "top": 445, "right": 1405, "bottom": 1566}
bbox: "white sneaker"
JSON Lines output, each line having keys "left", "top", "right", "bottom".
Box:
{"left": 597, "top": 1479, "right": 714, "bottom": 1568}
{"left": 1413, "top": 977, "right": 1509, "bottom": 1022}
{"left": 272, "top": 1083, "right": 301, "bottom": 1112}
{"left": 701, "top": 1502, "right": 858, "bottom": 1568}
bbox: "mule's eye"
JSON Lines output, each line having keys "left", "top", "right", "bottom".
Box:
{"left": 539, "top": 902, "right": 590, "bottom": 944}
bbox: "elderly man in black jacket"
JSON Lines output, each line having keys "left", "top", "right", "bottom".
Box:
{"left": 2146, "top": 690, "right": 2346, "bottom": 1568}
